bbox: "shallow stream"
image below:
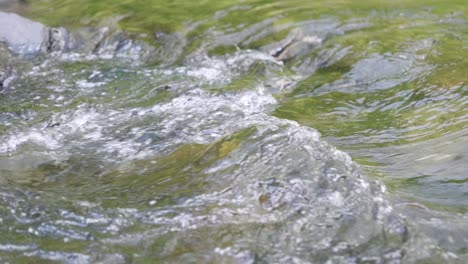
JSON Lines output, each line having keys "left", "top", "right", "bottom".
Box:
{"left": 0, "top": 1, "right": 467, "bottom": 263}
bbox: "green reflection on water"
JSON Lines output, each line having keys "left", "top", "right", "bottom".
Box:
{"left": 9, "top": 128, "right": 255, "bottom": 209}
{"left": 17, "top": 0, "right": 468, "bottom": 210}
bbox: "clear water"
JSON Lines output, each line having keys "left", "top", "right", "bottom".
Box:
{"left": 0, "top": 1, "right": 467, "bottom": 263}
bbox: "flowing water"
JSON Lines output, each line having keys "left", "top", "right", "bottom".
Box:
{"left": 0, "top": 0, "right": 467, "bottom": 263}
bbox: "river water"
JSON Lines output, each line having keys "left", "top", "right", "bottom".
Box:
{"left": 0, "top": 1, "right": 467, "bottom": 263}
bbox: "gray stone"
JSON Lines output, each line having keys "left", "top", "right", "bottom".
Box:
{"left": 0, "top": 12, "right": 75, "bottom": 56}
{"left": 45, "top": 27, "right": 75, "bottom": 53}
{"left": 0, "top": 11, "right": 154, "bottom": 61}
{"left": 0, "top": 11, "right": 48, "bottom": 55}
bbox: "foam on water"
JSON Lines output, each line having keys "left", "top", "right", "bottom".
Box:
{"left": 0, "top": 49, "right": 287, "bottom": 164}
{"left": 0, "top": 48, "right": 407, "bottom": 262}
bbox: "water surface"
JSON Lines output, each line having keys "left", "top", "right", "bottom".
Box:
{"left": 0, "top": 0, "right": 467, "bottom": 263}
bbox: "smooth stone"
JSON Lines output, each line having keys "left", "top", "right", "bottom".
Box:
{"left": 0, "top": 11, "right": 75, "bottom": 56}
{"left": 0, "top": 11, "right": 47, "bottom": 55}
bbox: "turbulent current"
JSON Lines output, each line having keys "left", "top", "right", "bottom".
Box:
{"left": 0, "top": 1, "right": 467, "bottom": 263}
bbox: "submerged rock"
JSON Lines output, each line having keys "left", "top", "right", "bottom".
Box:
{"left": 89, "top": 29, "right": 155, "bottom": 61}
{"left": 268, "top": 29, "right": 323, "bottom": 61}
{"left": 154, "top": 31, "right": 186, "bottom": 65}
